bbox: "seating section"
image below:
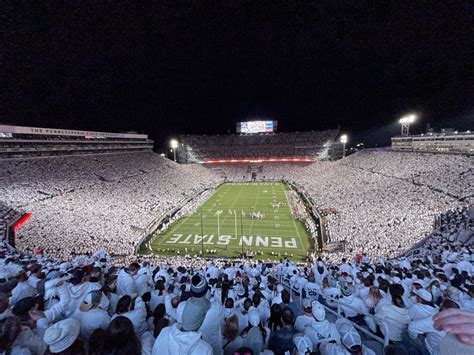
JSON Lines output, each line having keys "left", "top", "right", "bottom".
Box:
{"left": 0, "top": 149, "right": 472, "bottom": 354}
{"left": 0, "top": 152, "right": 222, "bottom": 258}
{"left": 207, "top": 151, "right": 471, "bottom": 261}
{"left": 181, "top": 130, "right": 339, "bottom": 161}
{"left": 0, "top": 206, "right": 471, "bottom": 355}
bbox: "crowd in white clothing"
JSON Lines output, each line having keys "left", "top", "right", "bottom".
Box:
{"left": 211, "top": 151, "right": 470, "bottom": 263}
{"left": 0, "top": 152, "right": 221, "bottom": 259}
{"left": 0, "top": 205, "right": 472, "bottom": 355}
{"left": 0, "top": 149, "right": 472, "bottom": 354}
{"left": 181, "top": 130, "right": 339, "bottom": 161}
{"left": 0, "top": 150, "right": 470, "bottom": 266}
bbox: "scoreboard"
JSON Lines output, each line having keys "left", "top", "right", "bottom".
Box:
{"left": 237, "top": 120, "right": 277, "bottom": 134}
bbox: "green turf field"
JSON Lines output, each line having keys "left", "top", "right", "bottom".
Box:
{"left": 140, "top": 182, "right": 312, "bottom": 261}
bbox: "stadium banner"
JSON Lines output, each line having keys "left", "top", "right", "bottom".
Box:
{"left": 0, "top": 124, "right": 147, "bottom": 140}
{"left": 13, "top": 213, "right": 32, "bottom": 233}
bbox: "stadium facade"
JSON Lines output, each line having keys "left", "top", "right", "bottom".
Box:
{"left": 391, "top": 131, "right": 473, "bottom": 155}
{"left": 0, "top": 124, "right": 154, "bottom": 159}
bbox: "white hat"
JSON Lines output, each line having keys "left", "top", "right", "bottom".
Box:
{"left": 276, "top": 284, "right": 284, "bottom": 293}
{"left": 414, "top": 289, "right": 433, "bottom": 302}
{"left": 293, "top": 334, "right": 313, "bottom": 355}
{"left": 79, "top": 290, "right": 102, "bottom": 312}
{"left": 44, "top": 278, "right": 65, "bottom": 300}
{"left": 59, "top": 262, "right": 71, "bottom": 272}
{"left": 311, "top": 301, "right": 325, "bottom": 321}
{"left": 447, "top": 254, "right": 457, "bottom": 262}
{"left": 302, "top": 298, "right": 312, "bottom": 309}
{"left": 340, "top": 325, "right": 361, "bottom": 349}
{"left": 236, "top": 285, "right": 246, "bottom": 297}
{"left": 44, "top": 318, "right": 80, "bottom": 353}
{"left": 249, "top": 309, "right": 260, "bottom": 327}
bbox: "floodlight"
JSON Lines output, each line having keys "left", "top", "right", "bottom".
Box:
{"left": 170, "top": 139, "right": 179, "bottom": 161}
{"left": 340, "top": 134, "right": 348, "bottom": 144}
{"left": 399, "top": 113, "right": 418, "bottom": 136}
{"left": 399, "top": 114, "right": 417, "bottom": 124}
{"left": 170, "top": 139, "right": 178, "bottom": 149}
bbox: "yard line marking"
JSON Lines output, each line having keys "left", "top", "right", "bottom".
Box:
{"left": 248, "top": 186, "right": 263, "bottom": 236}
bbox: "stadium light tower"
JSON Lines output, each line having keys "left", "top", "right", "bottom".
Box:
{"left": 399, "top": 114, "right": 417, "bottom": 136}
{"left": 170, "top": 139, "right": 178, "bottom": 162}
{"left": 340, "top": 134, "right": 348, "bottom": 158}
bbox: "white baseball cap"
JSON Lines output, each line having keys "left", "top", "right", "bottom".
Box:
{"left": 311, "top": 301, "right": 325, "bottom": 321}
{"left": 414, "top": 288, "right": 433, "bottom": 302}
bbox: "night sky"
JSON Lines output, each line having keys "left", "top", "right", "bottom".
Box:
{"left": 2, "top": 1, "right": 473, "bottom": 150}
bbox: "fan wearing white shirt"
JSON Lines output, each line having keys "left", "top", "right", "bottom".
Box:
{"left": 72, "top": 289, "right": 111, "bottom": 340}
{"left": 294, "top": 298, "right": 315, "bottom": 332}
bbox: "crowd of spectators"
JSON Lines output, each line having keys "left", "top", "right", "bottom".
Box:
{"left": 0, "top": 149, "right": 470, "bottom": 265}
{"left": 0, "top": 205, "right": 472, "bottom": 354}
{"left": 208, "top": 150, "right": 470, "bottom": 263}
{"left": 181, "top": 130, "right": 338, "bottom": 161}
{"left": 0, "top": 152, "right": 221, "bottom": 259}
{"left": 340, "top": 150, "right": 472, "bottom": 200}
{"left": 0, "top": 148, "right": 473, "bottom": 354}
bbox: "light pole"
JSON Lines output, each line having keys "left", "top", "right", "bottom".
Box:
{"left": 399, "top": 114, "right": 417, "bottom": 136}
{"left": 340, "top": 134, "right": 348, "bottom": 158}
{"left": 170, "top": 139, "right": 178, "bottom": 162}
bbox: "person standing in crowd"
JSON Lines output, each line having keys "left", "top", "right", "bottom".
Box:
{"left": 269, "top": 308, "right": 297, "bottom": 355}
{"left": 152, "top": 298, "right": 212, "bottom": 355}
{"left": 222, "top": 315, "right": 243, "bottom": 355}
{"left": 304, "top": 301, "right": 340, "bottom": 348}
{"left": 117, "top": 263, "right": 140, "bottom": 297}
{"left": 72, "top": 290, "right": 110, "bottom": 340}
{"left": 375, "top": 294, "right": 410, "bottom": 342}
{"left": 320, "top": 318, "right": 376, "bottom": 355}
{"left": 43, "top": 318, "right": 85, "bottom": 355}
{"left": 294, "top": 298, "right": 314, "bottom": 332}
{"left": 102, "top": 316, "right": 142, "bottom": 355}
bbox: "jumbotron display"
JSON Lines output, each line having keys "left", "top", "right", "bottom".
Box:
{"left": 237, "top": 120, "right": 277, "bottom": 134}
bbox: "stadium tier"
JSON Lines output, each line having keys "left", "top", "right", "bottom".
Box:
{"left": 0, "top": 145, "right": 473, "bottom": 355}
{"left": 391, "top": 132, "right": 474, "bottom": 155}
{"left": 0, "top": 124, "right": 154, "bottom": 159}
{"left": 179, "top": 130, "right": 341, "bottom": 163}
{"left": 0, "top": 147, "right": 470, "bottom": 262}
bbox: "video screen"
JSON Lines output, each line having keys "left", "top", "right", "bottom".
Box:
{"left": 238, "top": 121, "right": 275, "bottom": 134}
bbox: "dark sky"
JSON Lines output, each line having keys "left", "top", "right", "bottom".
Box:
{"left": 2, "top": 1, "right": 473, "bottom": 149}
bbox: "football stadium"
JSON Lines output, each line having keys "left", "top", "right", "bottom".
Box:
{"left": 1, "top": 3, "right": 473, "bottom": 355}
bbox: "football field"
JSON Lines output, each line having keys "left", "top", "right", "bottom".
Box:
{"left": 140, "top": 182, "right": 312, "bottom": 261}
